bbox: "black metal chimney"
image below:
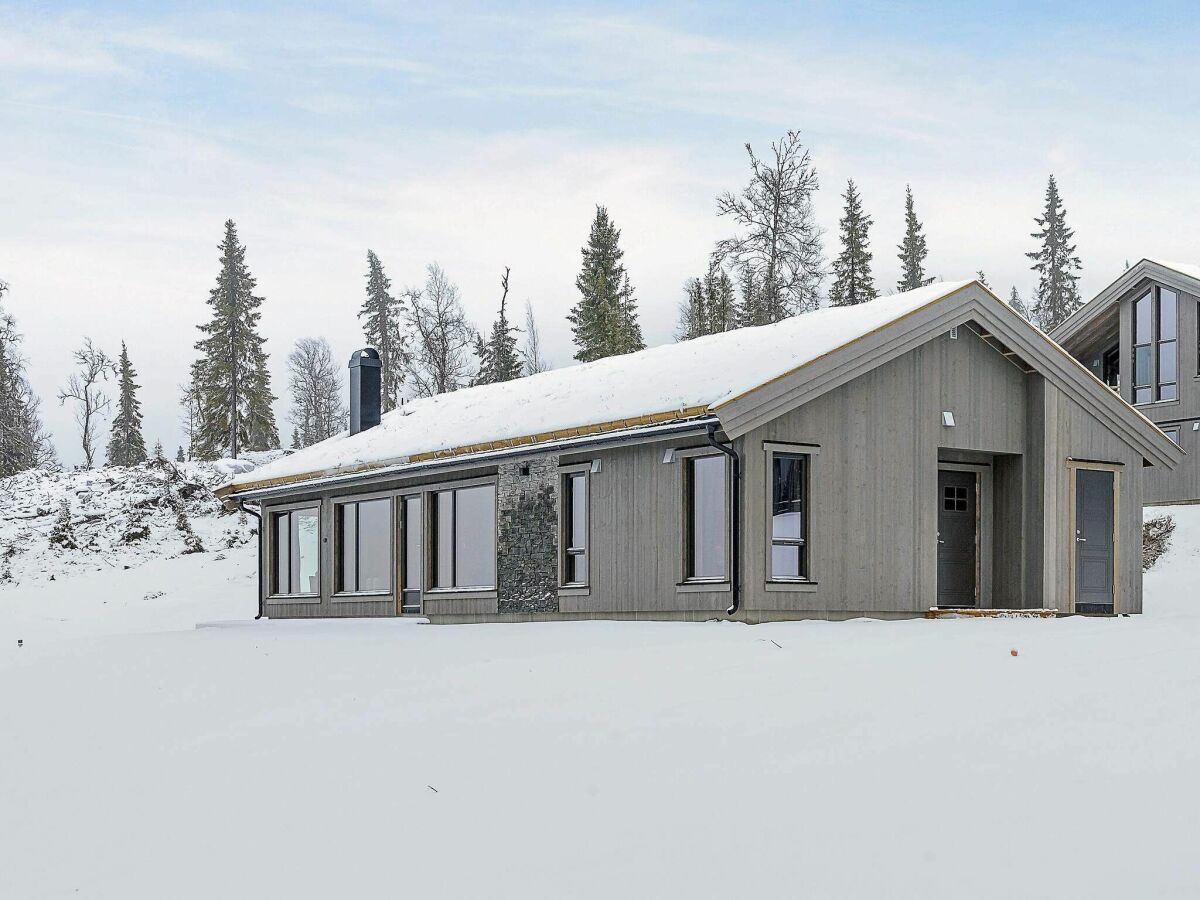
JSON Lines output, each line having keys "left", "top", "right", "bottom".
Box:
{"left": 349, "top": 348, "right": 382, "bottom": 435}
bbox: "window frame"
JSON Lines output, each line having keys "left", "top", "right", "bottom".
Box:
{"left": 398, "top": 492, "right": 423, "bottom": 614}
{"left": 1131, "top": 284, "right": 1179, "bottom": 405}
{"left": 559, "top": 463, "right": 591, "bottom": 591}
{"left": 678, "top": 448, "right": 731, "bottom": 585}
{"left": 266, "top": 501, "right": 322, "bottom": 601}
{"left": 763, "top": 442, "right": 820, "bottom": 591}
{"left": 427, "top": 477, "right": 498, "bottom": 594}
{"left": 1162, "top": 426, "right": 1181, "bottom": 446}
{"left": 332, "top": 492, "right": 394, "bottom": 599}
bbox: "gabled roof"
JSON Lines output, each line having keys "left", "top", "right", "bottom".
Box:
{"left": 1051, "top": 258, "right": 1200, "bottom": 347}
{"left": 219, "top": 278, "right": 1181, "bottom": 499}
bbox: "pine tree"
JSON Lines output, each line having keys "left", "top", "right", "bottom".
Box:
{"left": 829, "top": 179, "right": 876, "bottom": 307}
{"left": 48, "top": 499, "right": 77, "bottom": 550}
{"left": 737, "top": 268, "right": 764, "bottom": 328}
{"left": 475, "top": 267, "right": 523, "bottom": 385}
{"left": 896, "top": 185, "right": 929, "bottom": 292}
{"left": 677, "top": 267, "right": 739, "bottom": 340}
{"left": 1026, "top": 175, "right": 1082, "bottom": 332}
{"left": 106, "top": 342, "right": 147, "bottom": 467}
{"left": 175, "top": 446, "right": 185, "bottom": 463}
{"left": 154, "top": 440, "right": 164, "bottom": 461}
{"left": 1008, "top": 286, "right": 1032, "bottom": 321}
{"left": 568, "top": 206, "right": 643, "bottom": 362}
{"left": 713, "top": 130, "right": 824, "bottom": 320}
{"left": 0, "top": 291, "right": 53, "bottom": 476}
{"left": 976, "top": 271, "right": 991, "bottom": 290}
{"left": 360, "top": 250, "right": 407, "bottom": 412}
{"left": 192, "top": 220, "right": 278, "bottom": 459}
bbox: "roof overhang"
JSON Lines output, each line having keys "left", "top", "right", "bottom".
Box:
{"left": 1051, "top": 258, "right": 1200, "bottom": 348}
{"left": 714, "top": 281, "right": 1184, "bottom": 471}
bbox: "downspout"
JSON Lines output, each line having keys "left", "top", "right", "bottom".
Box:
{"left": 705, "top": 422, "right": 742, "bottom": 617}
{"left": 239, "top": 501, "right": 264, "bottom": 620}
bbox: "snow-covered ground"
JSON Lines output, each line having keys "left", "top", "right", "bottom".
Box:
{"left": 1, "top": 498, "right": 1199, "bottom": 898}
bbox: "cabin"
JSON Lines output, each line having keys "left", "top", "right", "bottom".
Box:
{"left": 217, "top": 280, "right": 1181, "bottom": 622}
{"left": 1050, "top": 258, "right": 1199, "bottom": 505}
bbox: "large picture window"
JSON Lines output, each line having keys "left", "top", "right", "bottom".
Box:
{"left": 335, "top": 497, "right": 392, "bottom": 594}
{"left": 431, "top": 483, "right": 496, "bottom": 590}
{"left": 770, "top": 453, "right": 809, "bottom": 579}
{"left": 1132, "top": 286, "right": 1177, "bottom": 404}
{"left": 562, "top": 471, "right": 588, "bottom": 586}
{"left": 685, "top": 454, "right": 727, "bottom": 580}
{"left": 271, "top": 506, "right": 320, "bottom": 596}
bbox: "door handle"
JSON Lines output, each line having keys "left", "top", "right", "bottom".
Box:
{"left": 1076, "top": 537, "right": 1087, "bottom": 542}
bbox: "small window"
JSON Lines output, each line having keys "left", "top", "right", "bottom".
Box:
{"left": 1163, "top": 427, "right": 1181, "bottom": 445}
{"left": 430, "top": 483, "right": 496, "bottom": 590}
{"left": 685, "top": 454, "right": 727, "bottom": 580}
{"left": 943, "top": 485, "right": 969, "bottom": 512}
{"left": 562, "top": 472, "right": 588, "bottom": 586}
{"left": 771, "top": 453, "right": 808, "bottom": 580}
{"left": 271, "top": 507, "right": 320, "bottom": 596}
{"left": 335, "top": 498, "right": 392, "bottom": 594}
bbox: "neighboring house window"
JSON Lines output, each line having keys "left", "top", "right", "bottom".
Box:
{"left": 334, "top": 497, "right": 392, "bottom": 594}
{"left": 431, "top": 483, "right": 496, "bottom": 589}
{"left": 1163, "top": 426, "right": 1180, "bottom": 445}
{"left": 562, "top": 472, "right": 588, "bottom": 586}
{"left": 1133, "top": 286, "right": 1177, "bottom": 404}
{"left": 685, "top": 454, "right": 727, "bottom": 580}
{"left": 271, "top": 506, "right": 320, "bottom": 596}
{"left": 770, "top": 453, "right": 809, "bottom": 579}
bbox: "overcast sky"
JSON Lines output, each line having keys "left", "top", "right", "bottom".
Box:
{"left": 3, "top": 1, "right": 1199, "bottom": 466}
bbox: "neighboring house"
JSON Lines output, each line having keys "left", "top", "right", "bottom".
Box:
{"left": 1050, "top": 259, "right": 1199, "bottom": 505}
{"left": 218, "top": 280, "right": 1181, "bottom": 622}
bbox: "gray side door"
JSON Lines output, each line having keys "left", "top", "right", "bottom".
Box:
{"left": 1075, "top": 468, "right": 1115, "bottom": 614}
{"left": 937, "top": 469, "right": 978, "bottom": 608}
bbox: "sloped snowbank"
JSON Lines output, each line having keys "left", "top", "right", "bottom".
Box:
{"left": 0, "top": 455, "right": 280, "bottom": 586}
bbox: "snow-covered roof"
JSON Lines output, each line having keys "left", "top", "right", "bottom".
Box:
{"left": 220, "top": 280, "right": 974, "bottom": 496}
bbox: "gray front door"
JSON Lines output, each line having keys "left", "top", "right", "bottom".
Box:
{"left": 1075, "top": 469, "right": 1115, "bottom": 614}
{"left": 937, "top": 470, "right": 978, "bottom": 608}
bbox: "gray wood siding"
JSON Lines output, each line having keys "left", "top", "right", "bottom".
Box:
{"left": 740, "top": 327, "right": 1030, "bottom": 616}
{"left": 559, "top": 439, "right": 730, "bottom": 615}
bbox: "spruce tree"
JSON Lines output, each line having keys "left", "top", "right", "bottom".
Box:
{"left": 568, "top": 206, "right": 642, "bottom": 362}
{"left": 475, "top": 267, "right": 523, "bottom": 385}
{"left": 737, "top": 268, "right": 764, "bottom": 328}
{"left": 976, "top": 271, "right": 991, "bottom": 290}
{"left": 106, "top": 341, "right": 147, "bottom": 467}
{"left": 0, "top": 293, "right": 53, "bottom": 476}
{"left": 896, "top": 185, "right": 929, "bottom": 292}
{"left": 175, "top": 446, "right": 185, "bottom": 463}
{"left": 360, "top": 250, "right": 407, "bottom": 412}
{"left": 677, "top": 267, "right": 739, "bottom": 341}
{"left": 1008, "top": 286, "right": 1032, "bottom": 321}
{"left": 192, "top": 220, "right": 278, "bottom": 459}
{"left": 829, "top": 179, "right": 876, "bottom": 307}
{"left": 676, "top": 278, "right": 706, "bottom": 341}
{"left": 1026, "top": 175, "right": 1082, "bottom": 332}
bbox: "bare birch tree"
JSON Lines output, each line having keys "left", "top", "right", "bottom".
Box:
{"left": 522, "top": 299, "right": 549, "bottom": 375}
{"left": 57, "top": 338, "right": 114, "bottom": 468}
{"left": 712, "top": 130, "right": 824, "bottom": 322}
{"left": 403, "top": 264, "right": 475, "bottom": 397}
{"left": 287, "top": 336, "right": 347, "bottom": 447}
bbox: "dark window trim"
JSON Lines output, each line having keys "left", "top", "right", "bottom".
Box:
{"left": 1132, "top": 285, "right": 1179, "bottom": 405}
{"left": 681, "top": 450, "right": 730, "bottom": 583}
{"left": 267, "top": 503, "right": 322, "bottom": 599}
{"left": 766, "top": 446, "right": 814, "bottom": 584}
{"left": 429, "top": 481, "right": 498, "bottom": 592}
{"left": 559, "top": 464, "right": 591, "bottom": 590}
{"left": 332, "top": 494, "right": 394, "bottom": 598}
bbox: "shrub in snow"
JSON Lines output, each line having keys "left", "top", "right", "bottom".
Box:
{"left": 174, "top": 505, "right": 204, "bottom": 555}
{"left": 48, "top": 499, "right": 78, "bottom": 550}
{"left": 121, "top": 514, "right": 150, "bottom": 544}
{"left": 1143, "top": 514, "right": 1176, "bottom": 572}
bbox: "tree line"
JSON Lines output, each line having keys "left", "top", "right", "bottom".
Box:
{"left": 0, "top": 129, "right": 1088, "bottom": 476}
